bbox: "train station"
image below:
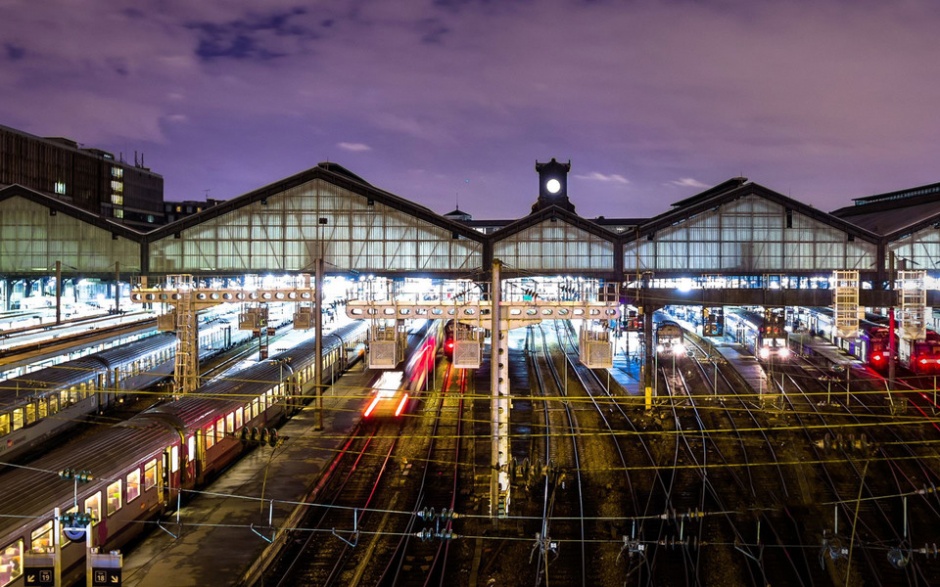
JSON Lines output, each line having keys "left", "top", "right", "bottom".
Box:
{"left": 2, "top": 158, "right": 940, "bottom": 585}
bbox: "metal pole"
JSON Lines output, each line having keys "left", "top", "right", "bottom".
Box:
{"left": 315, "top": 258, "right": 324, "bottom": 431}
{"left": 55, "top": 260, "right": 62, "bottom": 325}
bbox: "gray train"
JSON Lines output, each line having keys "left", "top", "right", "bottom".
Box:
{"left": 0, "top": 317, "right": 251, "bottom": 463}
{"left": 0, "top": 320, "right": 368, "bottom": 587}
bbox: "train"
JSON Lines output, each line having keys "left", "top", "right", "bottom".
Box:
{"left": 0, "top": 316, "right": 254, "bottom": 464}
{"left": 803, "top": 307, "right": 940, "bottom": 374}
{"left": 655, "top": 319, "right": 685, "bottom": 356}
{"left": 363, "top": 320, "right": 442, "bottom": 419}
{"left": 0, "top": 320, "right": 369, "bottom": 587}
{"left": 724, "top": 308, "right": 791, "bottom": 360}
{"left": 441, "top": 319, "right": 476, "bottom": 361}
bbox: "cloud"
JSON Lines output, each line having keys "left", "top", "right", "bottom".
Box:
{"left": 575, "top": 171, "right": 629, "bottom": 184}
{"left": 338, "top": 142, "right": 372, "bottom": 152}
{"left": 669, "top": 178, "right": 710, "bottom": 189}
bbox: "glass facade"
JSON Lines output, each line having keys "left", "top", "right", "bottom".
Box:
{"left": 493, "top": 219, "right": 615, "bottom": 271}
{"left": 149, "top": 179, "right": 483, "bottom": 273}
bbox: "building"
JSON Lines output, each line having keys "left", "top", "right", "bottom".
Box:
{"left": 164, "top": 198, "right": 225, "bottom": 223}
{"left": 0, "top": 123, "right": 165, "bottom": 229}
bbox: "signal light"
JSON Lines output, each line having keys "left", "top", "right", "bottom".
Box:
{"left": 59, "top": 468, "right": 93, "bottom": 482}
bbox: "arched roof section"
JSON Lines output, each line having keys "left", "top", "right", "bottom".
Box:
{"left": 624, "top": 182, "right": 880, "bottom": 276}
{"left": 146, "top": 164, "right": 485, "bottom": 276}
{"left": 0, "top": 185, "right": 142, "bottom": 277}
{"left": 883, "top": 214, "right": 940, "bottom": 274}
{"left": 490, "top": 205, "right": 618, "bottom": 278}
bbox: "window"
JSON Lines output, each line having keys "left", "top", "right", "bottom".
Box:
{"left": 126, "top": 469, "right": 141, "bottom": 502}
{"left": 215, "top": 420, "right": 224, "bottom": 444}
{"left": 110, "top": 180, "right": 123, "bottom": 193}
{"left": 143, "top": 459, "right": 157, "bottom": 491}
{"left": 84, "top": 492, "right": 101, "bottom": 526}
{"left": 187, "top": 435, "right": 195, "bottom": 462}
{"left": 111, "top": 194, "right": 124, "bottom": 206}
{"left": 0, "top": 413, "right": 9, "bottom": 436}
{"left": 11, "top": 408, "right": 23, "bottom": 431}
{"left": 107, "top": 481, "right": 122, "bottom": 515}
{"left": 234, "top": 408, "right": 243, "bottom": 430}
{"left": 205, "top": 424, "right": 215, "bottom": 449}
{"left": 114, "top": 209, "right": 124, "bottom": 219}
{"left": 0, "top": 539, "right": 23, "bottom": 586}
{"left": 31, "top": 521, "right": 53, "bottom": 553}
{"left": 170, "top": 445, "right": 179, "bottom": 473}
{"left": 225, "top": 413, "right": 234, "bottom": 434}
{"left": 54, "top": 181, "right": 66, "bottom": 195}
{"left": 111, "top": 167, "right": 123, "bottom": 179}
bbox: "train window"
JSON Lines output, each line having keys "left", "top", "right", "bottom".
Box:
{"left": 205, "top": 424, "right": 215, "bottom": 449}
{"left": 187, "top": 435, "right": 195, "bottom": 462}
{"left": 126, "top": 469, "right": 141, "bottom": 502}
{"left": 235, "top": 408, "right": 243, "bottom": 430}
{"left": 0, "top": 413, "right": 9, "bottom": 436}
{"left": 225, "top": 413, "right": 235, "bottom": 435}
{"left": 31, "top": 520, "right": 53, "bottom": 553}
{"left": 252, "top": 398, "right": 261, "bottom": 417}
{"left": 38, "top": 399, "right": 48, "bottom": 419}
{"left": 60, "top": 390, "right": 69, "bottom": 407}
{"left": 25, "top": 403, "right": 36, "bottom": 426}
{"left": 107, "top": 481, "right": 122, "bottom": 515}
{"left": 244, "top": 403, "right": 253, "bottom": 420}
{"left": 11, "top": 408, "right": 23, "bottom": 432}
{"left": 143, "top": 459, "right": 157, "bottom": 491}
{"left": 0, "top": 538, "right": 23, "bottom": 586}
{"left": 215, "top": 420, "right": 224, "bottom": 444}
{"left": 84, "top": 492, "right": 101, "bottom": 526}
{"left": 170, "top": 445, "right": 179, "bottom": 473}
{"left": 48, "top": 395, "right": 58, "bottom": 414}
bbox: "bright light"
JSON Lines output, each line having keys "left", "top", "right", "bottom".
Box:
{"left": 656, "top": 344, "right": 665, "bottom": 353}
{"left": 395, "top": 394, "right": 410, "bottom": 417}
{"left": 778, "top": 347, "right": 791, "bottom": 359}
{"left": 676, "top": 278, "right": 693, "bottom": 293}
{"left": 546, "top": 179, "right": 561, "bottom": 194}
{"left": 759, "top": 347, "right": 771, "bottom": 360}
{"left": 672, "top": 343, "right": 686, "bottom": 356}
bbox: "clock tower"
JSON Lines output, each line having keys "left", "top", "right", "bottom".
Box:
{"left": 532, "top": 158, "right": 575, "bottom": 213}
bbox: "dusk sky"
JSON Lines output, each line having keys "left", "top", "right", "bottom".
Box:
{"left": 2, "top": 0, "right": 939, "bottom": 220}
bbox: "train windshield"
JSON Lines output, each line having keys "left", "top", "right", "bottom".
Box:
{"left": 373, "top": 371, "right": 404, "bottom": 397}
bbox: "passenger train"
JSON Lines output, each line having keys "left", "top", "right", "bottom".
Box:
{"left": 803, "top": 307, "right": 940, "bottom": 374}
{"left": 724, "top": 308, "right": 791, "bottom": 360}
{"left": 655, "top": 319, "right": 685, "bottom": 356}
{"left": 364, "top": 320, "right": 442, "bottom": 419}
{"left": 0, "top": 320, "right": 369, "bottom": 587}
{"left": 0, "top": 316, "right": 252, "bottom": 464}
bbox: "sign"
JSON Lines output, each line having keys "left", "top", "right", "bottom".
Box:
{"left": 23, "top": 568, "right": 55, "bottom": 587}
{"left": 91, "top": 568, "right": 121, "bottom": 586}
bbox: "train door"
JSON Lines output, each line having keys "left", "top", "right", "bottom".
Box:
{"left": 185, "top": 434, "right": 197, "bottom": 484}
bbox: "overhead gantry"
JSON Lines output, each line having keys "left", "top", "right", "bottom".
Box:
{"left": 345, "top": 260, "right": 621, "bottom": 518}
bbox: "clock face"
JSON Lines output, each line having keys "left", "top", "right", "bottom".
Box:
{"left": 545, "top": 178, "right": 561, "bottom": 194}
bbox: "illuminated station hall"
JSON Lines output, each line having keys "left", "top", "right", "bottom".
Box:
{"left": 3, "top": 158, "right": 940, "bottom": 586}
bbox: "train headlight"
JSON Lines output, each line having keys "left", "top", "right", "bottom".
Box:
{"left": 672, "top": 343, "right": 685, "bottom": 356}
{"left": 759, "top": 347, "right": 771, "bottom": 360}
{"left": 656, "top": 344, "right": 665, "bottom": 353}
{"left": 778, "top": 347, "right": 791, "bottom": 359}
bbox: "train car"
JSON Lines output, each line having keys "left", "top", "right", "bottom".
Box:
{"left": 0, "top": 316, "right": 246, "bottom": 464}
{"left": 655, "top": 319, "right": 684, "bottom": 356}
{"left": 724, "top": 308, "right": 791, "bottom": 360}
{"left": 898, "top": 330, "right": 940, "bottom": 375}
{"left": 363, "top": 320, "right": 442, "bottom": 419}
{"left": 441, "top": 319, "right": 476, "bottom": 361}
{"left": 0, "top": 320, "right": 368, "bottom": 587}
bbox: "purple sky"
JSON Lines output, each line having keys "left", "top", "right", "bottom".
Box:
{"left": 3, "top": 0, "right": 939, "bottom": 220}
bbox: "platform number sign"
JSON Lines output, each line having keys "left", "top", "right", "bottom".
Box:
{"left": 23, "top": 568, "right": 55, "bottom": 587}
{"left": 92, "top": 568, "right": 122, "bottom": 586}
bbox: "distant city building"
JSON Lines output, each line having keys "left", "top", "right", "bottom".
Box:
{"left": 0, "top": 123, "right": 165, "bottom": 229}
{"left": 164, "top": 198, "right": 225, "bottom": 223}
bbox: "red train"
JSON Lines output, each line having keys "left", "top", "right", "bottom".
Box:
{"left": 363, "top": 320, "right": 442, "bottom": 419}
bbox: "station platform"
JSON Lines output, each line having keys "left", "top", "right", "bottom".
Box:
{"left": 121, "top": 363, "right": 377, "bottom": 587}
{"left": 608, "top": 334, "right": 642, "bottom": 396}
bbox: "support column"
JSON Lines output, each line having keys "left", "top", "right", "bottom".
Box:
{"left": 314, "top": 259, "right": 324, "bottom": 431}
{"left": 490, "top": 260, "right": 511, "bottom": 518}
